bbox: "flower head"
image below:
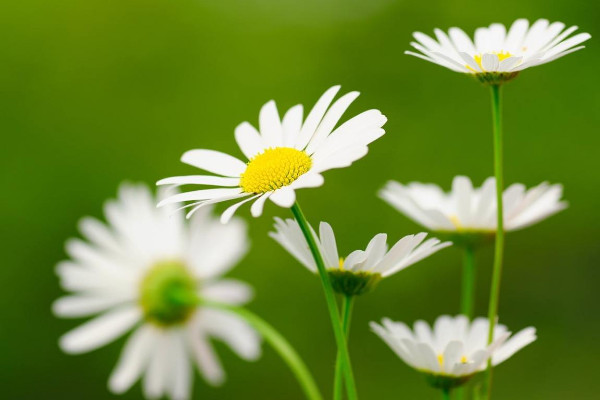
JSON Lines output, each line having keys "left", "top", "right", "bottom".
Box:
{"left": 371, "top": 315, "right": 536, "bottom": 390}
{"left": 380, "top": 176, "right": 567, "bottom": 246}
{"left": 269, "top": 218, "right": 451, "bottom": 296}
{"left": 157, "top": 86, "right": 387, "bottom": 223}
{"left": 406, "top": 19, "right": 590, "bottom": 84}
{"left": 54, "top": 183, "right": 261, "bottom": 400}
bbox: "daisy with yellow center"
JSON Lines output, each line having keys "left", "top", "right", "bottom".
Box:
{"left": 371, "top": 315, "right": 536, "bottom": 394}
{"left": 406, "top": 18, "right": 590, "bottom": 84}
{"left": 270, "top": 218, "right": 451, "bottom": 296}
{"left": 158, "top": 85, "right": 387, "bottom": 223}
{"left": 380, "top": 176, "right": 567, "bottom": 237}
{"left": 270, "top": 218, "right": 451, "bottom": 399}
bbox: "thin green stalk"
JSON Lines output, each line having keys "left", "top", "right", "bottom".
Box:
{"left": 204, "top": 301, "right": 323, "bottom": 400}
{"left": 442, "top": 388, "right": 451, "bottom": 400}
{"left": 291, "top": 202, "right": 358, "bottom": 400}
{"left": 460, "top": 245, "right": 476, "bottom": 319}
{"left": 485, "top": 84, "right": 504, "bottom": 399}
{"left": 334, "top": 295, "right": 354, "bottom": 400}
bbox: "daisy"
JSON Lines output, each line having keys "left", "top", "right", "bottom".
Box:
{"left": 370, "top": 315, "right": 536, "bottom": 390}
{"left": 406, "top": 18, "right": 591, "bottom": 84}
{"left": 53, "top": 183, "right": 261, "bottom": 400}
{"left": 157, "top": 85, "right": 387, "bottom": 223}
{"left": 269, "top": 218, "right": 451, "bottom": 296}
{"left": 380, "top": 176, "right": 567, "bottom": 237}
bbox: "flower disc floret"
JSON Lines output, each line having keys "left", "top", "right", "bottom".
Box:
{"left": 139, "top": 261, "right": 199, "bottom": 326}
{"left": 240, "top": 147, "right": 312, "bottom": 194}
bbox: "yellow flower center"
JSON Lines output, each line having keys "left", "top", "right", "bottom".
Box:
{"left": 339, "top": 257, "right": 345, "bottom": 270}
{"left": 466, "top": 51, "right": 513, "bottom": 72}
{"left": 240, "top": 147, "right": 312, "bottom": 194}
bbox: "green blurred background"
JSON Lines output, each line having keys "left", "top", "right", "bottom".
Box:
{"left": 2, "top": 0, "right": 599, "bottom": 398}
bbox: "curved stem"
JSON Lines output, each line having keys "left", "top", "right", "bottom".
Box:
{"left": 291, "top": 202, "right": 358, "bottom": 400}
{"left": 485, "top": 84, "right": 504, "bottom": 399}
{"left": 204, "top": 301, "right": 323, "bottom": 400}
{"left": 460, "top": 245, "right": 476, "bottom": 319}
{"left": 333, "top": 295, "right": 354, "bottom": 400}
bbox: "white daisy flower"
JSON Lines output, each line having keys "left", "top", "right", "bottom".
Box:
{"left": 53, "top": 183, "right": 261, "bottom": 400}
{"left": 370, "top": 315, "right": 536, "bottom": 390}
{"left": 380, "top": 176, "right": 567, "bottom": 244}
{"left": 157, "top": 85, "right": 387, "bottom": 223}
{"left": 406, "top": 18, "right": 591, "bottom": 84}
{"left": 269, "top": 218, "right": 451, "bottom": 296}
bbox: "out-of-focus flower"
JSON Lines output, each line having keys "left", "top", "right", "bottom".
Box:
{"left": 370, "top": 315, "right": 536, "bottom": 390}
{"left": 54, "top": 184, "right": 260, "bottom": 400}
{"left": 380, "top": 176, "right": 566, "bottom": 246}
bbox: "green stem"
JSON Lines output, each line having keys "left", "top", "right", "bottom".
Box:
{"left": 460, "top": 246, "right": 476, "bottom": 319}
{"left": 333, "top": 295, "right": 354, "bottom": 400}
{"left": 442, "top": 388, "right": 451, "bottom": 400}
{"left": 485, "top": 84, "right": 504, "bottom": 400}
{"left": 291, "top": 202, "right": 358, "bottom": 400}
{"left": 204, "top": 301, "right": 323, "bottom": 400}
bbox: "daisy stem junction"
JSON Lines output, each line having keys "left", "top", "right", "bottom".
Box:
{"left": 485, "top": 84, "right": 504, "bottom": 399}
{"left": 291, "top": 202, "right": 358, "bottom": 400}
{"left": 460, "top": 245, "right": 476, "bottom": 319}
{"left": 204, "top": 301, "right": 323, "bottom": 400}
{"left": 333, "top": 295, "right": 354, "bottom": 400}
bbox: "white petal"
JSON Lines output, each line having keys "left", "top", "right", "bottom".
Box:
{"left": 60, "top": 306, "right": 141, "bottom": 354}
{"left": 181, "top": 149, "right": 247, "bottom": 177}
{"left": 290, "top": 173, "right": 324, "bottom": 190}
{"left": 542, "top": 32, "right": 591, "bottom": 59}
{"left": 282, "top": 105, "right": 303, "bottom": 147}
{"left": 458, "top": 52, "right": 482, "bottom": 72}
{"left": 169, "top": 333, "right": 193, "bottom": 400}
{"left": 250, "top": 193, "right": 271, "bottom": 217}
{"left": 295, "top": 85, "right": 341, "bottom": 149}
{"left": 319, "top": 222, "right": 340, "bottom": 268}
{"left": 493, "top": 327, "right": 537, "bottom": 365}
{"left": 442, "top": 340, "right": 464, "bottom": 373}
{"left": 259, "top": 100, "right": 283, "bottom": 147}
{"left": 143, "top": 332, "right": 169, "bottom": 398}
{"left": 202, "top": 309, "right": 262, "bottom": 361}
{"left": 157, "top": 188, "right": 244, "bottom": 207}
{"left": 53, "top": 295, "right": 132, "bottom": 318}
{"left": 305, "top": 91, "right": 360, "bottom": 155}
{"left": 481, "top": 53, "right": 500, "bottom": 71}
{"left": 235, "top": 122, "right": 264, "bottom": 159}
{"left": 189, "top": 333, "right": 224, "bottom": 386}
{"left": 157, "top": 175, "right": 240, "bottom": 187}
{"left": 498, "top": 56, "right": 523, "bottom": 71}
{"left": 269, "top": 187, "right": 296, "bottom": 208}
{"left": 220, "top": 195, "right": 260, "bottom": 224}
{"left": 449, "top": 27, "right": 477, "bottom": 54}
{"left": 504, "top": 19, "right": 529, "bottom": 53}
{"left": 109, "top": 325, "right": 157, "bottom": 394}
{"left": 202, "top": 279, "right": 253, "bottom": 305}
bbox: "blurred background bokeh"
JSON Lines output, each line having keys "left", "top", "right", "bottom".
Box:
{"left": 2, "top": 0, "right": 599, "bottom": 398}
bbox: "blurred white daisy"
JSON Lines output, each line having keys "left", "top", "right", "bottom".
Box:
{"left": 406, "top": 18, "right": 590, "bottom": 83}
{"left": 157, "top": 85, "right": 387, "bottom": 223}
{"left": 370, "top": 315, "right": 536, "bottom": 390}
{"left": 380, "top": 176, "right": 567, "bottom": 240}
{"left": 53, "top": 183, "right": 261, "bottom": 400}
{"left": 269, "top": 218, "right": 451, "bottom": 296}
